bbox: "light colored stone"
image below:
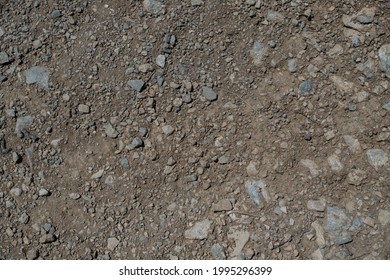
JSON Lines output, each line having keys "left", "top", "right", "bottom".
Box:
{"left": 78, "top": 104, "right": 90, "bottom": 114}
{"left": 246, "top": 160, "right": 259, "bottom": 176}
{"left": 347, "top": 169, "right": 367, "bottom": 185}
{"left": 107, "top": 237, "right": 120, "bottom": 250}
{"left": 343, "top": 135, "right": 361, "bottom": 152}
{"left": 307, "top": 199, "right": 326, "bottom": 212}
{"left": 327, "top": 154, "right": 343, "bottom": 171}
{"left": 301, "top": 159, "right": 320, "bottom": 177}
{"left": 212, "top": 199, "right": 233, "bottom": 212}
{"left": 366, "top": 149, "right": 388, "bottom": 170}
{"left": 228, "top": 228, "right": 250, "bottom": 258}
{"left": 378, "top": 210, "right": 390, "bottom": 226}
{"left": 184, "top": 219, "right": 211, "bottom": 240}
{"left": 156, "top": 55, "right": 166, "bottom": 68}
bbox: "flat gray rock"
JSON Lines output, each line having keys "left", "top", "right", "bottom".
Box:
{"left": 104, "top": 123, "right": 119, "bottom": 138}
{"left": 366, "top": 149, "right": 388, "bottom": 169}
{"left": 378, "top": 210, "right": 390, "bottom": 226}
{"left": 26, "top": 66, "right": 49, "bottom": 89}
{"left": 156, "top": 54, "right": 166, "bottom": 68}
{"left": 202, "top": 87, "right": 218, "bottom": 101}
{"left": 379, "top": 44, "right": 390, "bottom": 72}
{"left": 245, "top": 179, "right": 266, "bottom": 206}
{"left": 107, "top": 237, "right": 119, "bottom": 250}
{"left": 250, "top": 40, "right": 265, "bottom": 65}
{"left": 307, "top": 199, "right": 326, "bottom": 212}
{"left": 143, "top": 0, "right": 163, "bottom": 14}
{"left": 299, "top": 80, "right": 312, "bottom": 93}
{"left": 211, "top": 244, "right": 226, "bottom": 260}
{"left": 127, "top": 79, "right": 145, "bottom": 92}
{"left": 0, "top": 51, "right": 10, "bottom": 65}
{"left": 15, "top": 116, "right": 34, "bottom": 134}
{"left": 184, "top": 219, "right": 211, "bottom": 239}
{"left": 325, "top": 207, "right": 352, "bottom": 233}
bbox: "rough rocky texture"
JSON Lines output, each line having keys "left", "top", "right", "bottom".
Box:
{"left": 0, "top": 0, "right": 388, "bottom": 261}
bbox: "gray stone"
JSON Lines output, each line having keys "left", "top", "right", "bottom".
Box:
{"left": 307, "top": 199, "right": 326, "bottom": 212}
{"left": 0, "top": 51, "right": 10, "bottom": 65}
{"left": 156, "top": 55, "right": 166, "bottom": 68}
{"left": 347, "top": 169, "right": 367, "bottom": 185}
{"left": 12, "top": 152, "right": 22, "bottom": 163}
{"left": 267, "top": 10, "right": 285, "bottom": 21}
{"left": 378, "top": 210, "right": 390, "bottom": 226}
{"left": 139, "top": 63, "right": 154, "bottom": 73}
{"left": 377, "top": 132, "right": 390, "bottom": 142}
{"left": 366, "top": 149, "right": 388, "bottom": 169}
{"left": 103, "top": 123, "right": 119, "bottom": 138}
{"left": 211, "top": 244, "right": 226, "bottom": 260}
{"left": 383, "top": 102, "right": 390, "bottom": 111}
{"left": 107, "top": 237, "right": 120, "bottom": 250}
{"left": 327, "top": 154, "right": 343, "bottom": 171}
{"left": 378, "top": 44, "right": 390, "bottom": 72}
{"left": 191, "top": 0, "right": 204, "bottom": 6}
{"left": 5, "top": 109, "right": 16, "bottom": 117}
{"left": 40, "top": 233, "right": 56, "bottom": 244}
{"left": 311, "top": 220, "right": 326, "bottom": 248}
{"left": 334, "top": 235, "right": 353, "bottom": 245}
{"left": 104, "top": 175, "right": 115, "bottom": 187}
{"left": 143, "top": 0, "right": 164, "bottom": 14}
{"left": 91, "top": 169, "right": 104, "bottom": 180}
{"left": 299, "top": 80, "right": 312, "bottom": 93}
{"left": 245, "top": 179, "right": 266, "bottom": 206}
{"left": 10, "top": 187, "right": 22, "bottom": 196}
{"left": 15, "top": 116, "right": 34, "bottom": 134}
{"left": 33, "top": 39, "right": 42, "bottom": 49}
{"left": 228, "top": 229, "right": 250, "bottom": 258}
{"left": 218, "top": 155, "right": 230, "bottom": 164}
{"left": 38, "top": 188, "right": 50, "bottom": 197}
{"left": 184, "top": 219, "right": 211, "bottom": 240}
{"left": 288, "top": 59, "right": 297, "bottom": 73}
{"left": 69, "top": 193, "right": 80, "bottom": 200}
{"left": 50, "top": 10, "right": 62, "bottom": 18}
{"left": 202, "top": 87, "right": 218, "bottom": 101}
{"left": 127, "top": 80, "right": 145, "bottom": 92}
{"left": 127, "top": 137, "right": 143, "bottom": 149}
{"left": 325, "top": 207, "right": 352, "bottom": 233}
{"left": 349, "top": 217, "right": 363, "bottom": 232}
{"left": 78, "top": 104, "right": 90, "bottom": 114}
{"left": 162, "top": 125, "right": 174, "bottom": 136}
{"left": 212, "top": 199, "right": 233, "bottom": 212}
{"left": 250, "top": 40, "right": 265, "bottom": 65}
{"left": 311, "top": 248, "right": 324, "bottom": 260}
{"left": 300, "top": 159, "right": 320, "bottom": 177}
{"left": 19, "top": 212, "right": 30, "bottom": 224}
{"left": 120, "top": 158, "right": 129, "bottom": 167}
{"left": 343, "top": 135, "right": 361, "bottom": 152}
{"left": 26, "top": 248, "right": 39, "bottom": 260}
{"left": 26, "top": 66, "right": 49, "bottom": 89}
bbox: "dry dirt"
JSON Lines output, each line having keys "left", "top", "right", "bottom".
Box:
{"left": 0, "top": 0, "right": 389, "bottom": 260}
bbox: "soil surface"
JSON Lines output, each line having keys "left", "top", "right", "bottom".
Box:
{"left": 0, "top": 0, "right": 389, "bottom": 260}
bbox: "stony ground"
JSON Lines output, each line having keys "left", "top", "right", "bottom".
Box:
{"left": 0, "top": 0, "right": 389, "bottom": 260}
